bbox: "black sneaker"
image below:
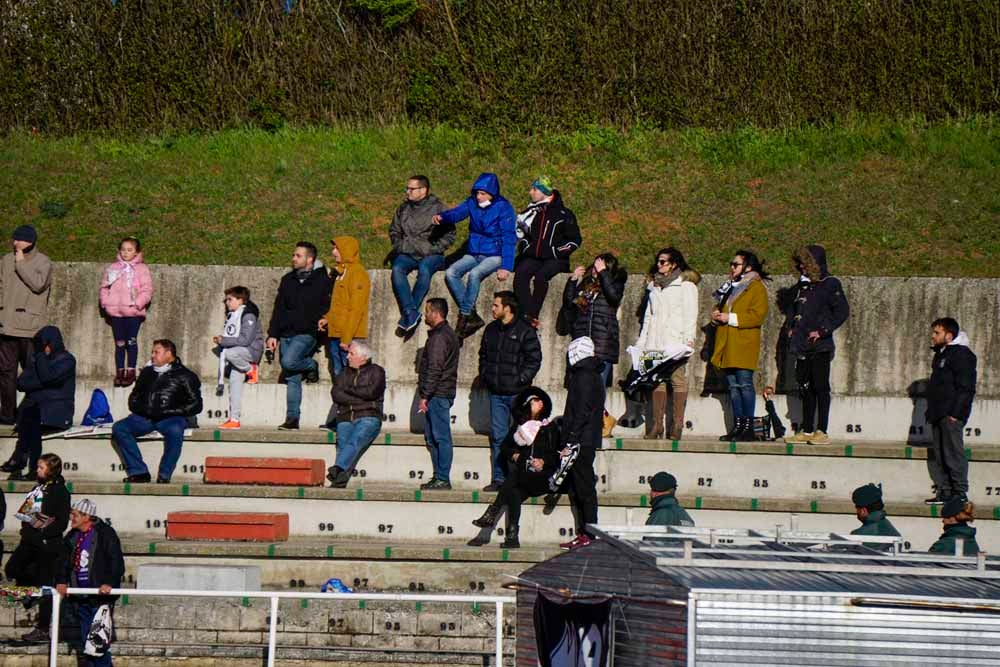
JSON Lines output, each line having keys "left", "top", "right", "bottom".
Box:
{"left": 156, "top": 477, "right": 171, "bottom": 484}
{"left": 419, "top": 476, "right": 438, "bottom": 490}
{"left": 542, "top": 493, "right": 560, "bottom": 516}
{"left": 21, "top": 627, "right": 49, "bottom": 643}
{"left": 482, "top": 481, "right": 503, "bottom": 492}
{"left": 304, "top": 367, "right": 320, "bottom": 383}
{"left": 278, "top": 418, "right": 300, "bottom": 430}
{"left": 420, "top": 478, "right": 451, "bottom": 491}
{"left": 461, "top": 312, "right": 486, "bottom": 339}
{"left": 925, "top": 494, "right": 947, "bottom": 505}
{"left": 7, "top": 470, "right": 29, "bottom": 481}
{"left": 326, "top": 466, "right": 344, "bottom": 485}
{"left": 0, "top": 457, "right": 25, "bottom": 473}
{"left": 123, "top": 472, "right": 152, "bottom": 484}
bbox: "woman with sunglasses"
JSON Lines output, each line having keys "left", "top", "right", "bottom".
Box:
{"left": 633, "top": 248, "right": 700, "bottom": 439}
{"left": 710, "top": 250, "right": 770, "bottom": 441}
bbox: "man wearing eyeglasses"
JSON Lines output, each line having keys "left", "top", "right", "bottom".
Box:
{"left": 388, "top": 175, "right": 453, "bottom": 334}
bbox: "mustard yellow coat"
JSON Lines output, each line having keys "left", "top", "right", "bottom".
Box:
{"left": 711, "top": 278, "right": 768, "bottom": 371}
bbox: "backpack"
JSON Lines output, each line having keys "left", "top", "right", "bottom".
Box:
{"left": 81, "top": 389, "right": 114, "bottom": 426}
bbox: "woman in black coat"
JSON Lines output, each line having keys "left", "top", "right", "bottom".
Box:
{"left": 467, "top": 387, "right": 562, "bottom": 548}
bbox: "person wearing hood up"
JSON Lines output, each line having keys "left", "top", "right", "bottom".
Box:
{"left": 212, "top": 286, "right": 264, "bottom": 430}
{"left": 319, "top": 236, "right": 371, "bottom": 378}
{"left": 1, "top": 326, "right": 75, "bottom": 480}
{"left": 434, "top": 172, "right": 517, "bottom": 340}
{"left": 266, "top": 242, "right": 333, "bottom": 430}
{"left": 99, "top": 236, "right": 153, "bottom": 388}
{"left": 782, "top": 245, "right": 850, "bottom": 446}
{"left": 924, "top": 317, "right": 977, "bottom": 505}
{"left": 513, "top": 176, "right": 581, "bottom": 328}
{"left": 389, "top": 175, "right": 453, "bottom": 332}
{"left": 0, "top": 225, "right": 53, "bottom": 425}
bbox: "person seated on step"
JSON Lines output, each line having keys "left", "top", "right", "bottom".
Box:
{"left": 1, "top": 326, "right": 75, "bottom": 480}
{"left": 326, "top": 341, "right": 386, "bottom": 488}
{"left": 111, "top": 339, "right": 202, "bottom": 484}
{"left": 213, "top": 285, "right": 264, "bottom": 430}
{"left": 468, "top": 387, "right": 561, "bottom": 549}
{"left": 645, "top": 472, "right": 694, "bottom": 527}
{"left": 850, "top": 483, "right": 901, "bottom": 551}
{"left": 928, "top": 498, "right": 980, "bottom": 557}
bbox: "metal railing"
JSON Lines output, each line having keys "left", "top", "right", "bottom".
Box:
{"left": 46, "top": 588, "right": 516, "bottom": 667}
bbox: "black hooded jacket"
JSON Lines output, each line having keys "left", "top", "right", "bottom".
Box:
{"left": 267, "top": 264, "right": 334, "bottom": 338}
{"left": 562, "top": 269, "right": 627, "bottom": 364}
{"left": 128, "top": 358, "right": 203, "bottom": 420}
{"left": 16, "top": 325, "right": 75, "bottom": 428}
{"left": 499, "top": 387, "right": 563, "bottom": 494}
{"left": 561, "top": 357, "right": 606, "bottom": 449}
{"left": 19, "top": 474, "right": 71, "bottom": 546}
{"left": 516, "top": 191, "right": 582, "bottom": 270}
{"left": 784, "top": 245, "right": 850, "bottom": 357}
{"left": 926, "top": 333, "right": 978, "bottom": 424}
{"left": 478, "top": 316, "right": 542, "bottom": 396}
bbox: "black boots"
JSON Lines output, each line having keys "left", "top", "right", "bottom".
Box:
{"left": 501, "top": 526, "right": 520, "bottom": 549}
{"left": 472, "top": 502, "right": 503, "bottom": 528}
{"left": 720, "top": 417, "right": 757, "bottom": 442}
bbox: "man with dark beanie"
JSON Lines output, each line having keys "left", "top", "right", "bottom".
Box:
{"left": 850, "top": 483, "right": 901, "bottom": 550}
{"left": 645, "top": 472, "right": 695, "bottom": 527}
{"left": 0, "top": 225, "right": 53, "bottom": 424}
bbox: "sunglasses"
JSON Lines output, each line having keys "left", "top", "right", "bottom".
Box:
{"left": 730, "top": 262, "right": 744, "bottom": 268}
{"left": 657, "top": 259, "right": 671, "bottom": 265}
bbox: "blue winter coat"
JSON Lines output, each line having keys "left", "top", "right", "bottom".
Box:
{"left": 438, "top": 173, "right": 518, "bottom": 271}
{"left": 17, "top": 325, "right": 76, "bottom": 428}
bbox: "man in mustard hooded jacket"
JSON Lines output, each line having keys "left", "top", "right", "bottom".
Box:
{"left": 319, "top": 236, "right": 372, "bottom": 380}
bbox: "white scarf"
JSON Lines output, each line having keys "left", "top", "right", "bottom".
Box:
{"left": 218, "top": 306, "right": 244, "bottom": 386}
{"left": 106, "top": 257, "right": 138, "bottom": 305}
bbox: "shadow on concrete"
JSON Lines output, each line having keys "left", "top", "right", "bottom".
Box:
{"left": 907, "top": 378, "right": 931, "bottom": 446}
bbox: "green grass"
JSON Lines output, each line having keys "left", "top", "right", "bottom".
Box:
{"left": 1, "top": 117, "right": 998, "bottom": 276}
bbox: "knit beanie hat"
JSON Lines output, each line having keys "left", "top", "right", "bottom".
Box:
{"left": 514, "top": 420, "right": 544, "bottom": 447}
{"left": 941, "top": 497, "right": 969, "bottom": 519}
{"left": 531, "top": 175, "right": 553, "bottom": 196}
{"left": 72, "top": 498, "right": 98, "bottom": 517}
{"left": 851, "top": 483, "right": 882, "bottom": 508}
{"left": 650, "top": 471, "right": 678, "bottom": 493}
{"left": 12, "top": 225, "right": 37, "bottom": 244}
{"left": 567, "top": 336, "right": 595, "bottom": 366}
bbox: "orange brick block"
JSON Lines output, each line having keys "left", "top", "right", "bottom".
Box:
{"left": 204, "top": 457, "right": 326, "bottom": 486}
{"left": 166, "top": 511, "right": 289, "bottom": 542}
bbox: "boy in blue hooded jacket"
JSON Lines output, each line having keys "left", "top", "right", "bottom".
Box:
{"left": 434, "top": 173, "right": 517, "bottom": 339}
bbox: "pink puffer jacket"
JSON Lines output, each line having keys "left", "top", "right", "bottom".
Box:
{"left": 99, "top": 251, "right": 154, "bottom": 318}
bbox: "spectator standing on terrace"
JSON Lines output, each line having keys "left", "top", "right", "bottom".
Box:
{"left": 710, "top": 250, "right": 770, "bottom": 442}
{"left": 0, "top": 225, "right": 52, "bottom": 425}
{"left": 213, "top": 286, "right": 264, "bottom": 430}
{"left": 326, "top": 341, "right": 386, "bottom": 488}
{"left": 1, "top": 326, "right": 75, "bottom": 480}
{"left": 266, "top": 242, "right": 333, "bottom": 430}
{"left": 99, "top": 236, "right": 153, "bottom": 388}
{"left": 433, "top": 172, "right": 517, "bottom": 340}
{"left": 477, "top": 291, "right": 542, "bottom": 491}
{"left": 319, "top": 236, "right": 371, "bottom": 379}
{"left": 56, "top": 498, "right": 125, "bottom": 667}
{"left": 924, "top": 317, "right": 977, "bottom": 505}
{"left": 417, "top": 298, "right": 460, "bottom": 490}
{"left": 782, "top": 245, "right": 849, "bottom": 446}
{"left": 5, "top": 453, "right": 70, "bottom": 643}
{"left": 389, "top": 175, "right": 453, "bottom": 333}
{"left": 111, "top": 339, "right": 202, "bottom": 483}
{"left": 513, "top": 176, "right": 581, "bottom": 327}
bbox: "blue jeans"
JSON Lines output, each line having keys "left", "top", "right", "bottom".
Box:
{"left": 445, "top": 254, "right": 502, "bottom": 315}
{"left": 725, "top": 368, "right": 756, "bottom": 419}
{"left": 599, "top": 360, "right": 613, "bottom": 387}
{"left": 424, "top": 397, "right": 454, "bottom": 483}
{"left": 75, "top": 601, "right": 113, "bottom": 667}
{"left": 489, "top": 393, "right": 515, "bottom": 483}
{"left": 335, "top": 417, "right": 382, "bottom": 470}
{"left": 326, "top": 339, "right": 349, "bottom": 379}
{"left": 280, "top": 334, "right": 318, "bottom": 419}
{"left": 112, "top": 413, "right": 188, "bottom": 481}
{"left": 392, "top": 254, "right": 445, "bottom": 321}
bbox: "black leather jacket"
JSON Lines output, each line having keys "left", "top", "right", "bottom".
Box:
{"left": 128, "top": 359, "right": 203, "bottom": 420}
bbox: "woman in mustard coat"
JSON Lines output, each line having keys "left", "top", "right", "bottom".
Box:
{"left": 710, "top": 251, "right": 770, "bottom": 441}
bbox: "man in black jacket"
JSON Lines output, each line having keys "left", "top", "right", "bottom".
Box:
{"left": 111, "top": 339, "right": 203, "bottom": 483}
{"left": 326, "top": 341, "right": 386, "bottom": 488}
{"left": 559, "top": 336, "right": 605, "bottom": 550}
{"left": 924, "top": 317, "right": 978, "bottom": 505}
{"left": 5, "top": 452, "right": 71, "bottom": 642}
{"left": 477, "top": 291, "right": 542, "bottom": 491}
{"left": 418, "top": 298, "right": 460, "bottom": 490}
{"left": 56, "top": 498, "right": 125, "bottom": 667}
{"left": 266, "top": 242, "right": 333, "bottom": 430}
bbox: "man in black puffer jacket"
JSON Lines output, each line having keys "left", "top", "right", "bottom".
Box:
{"left": 111, "top": 339, "right": 202, "bottom": 483}
{"left": 477, "top": 291, "right": 542, "bottom": 490}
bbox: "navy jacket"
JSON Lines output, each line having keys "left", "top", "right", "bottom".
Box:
{"left": 437, "top": 173, "right": 518, "bottom": 271}
{"left": 926, "top": 333, "right": 977, "bottom": 424}
{"left": 784, "top": 245, "right": 850, "bottom": 357}
{"left": 17, "top": 326, "right": 75, "bottom": 429}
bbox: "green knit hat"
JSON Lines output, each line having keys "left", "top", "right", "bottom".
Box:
{"left": 531, "top": 175, "right": 553, "bottom": 196}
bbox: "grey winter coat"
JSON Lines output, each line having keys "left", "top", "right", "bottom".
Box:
{"left": 0, "top": 248, "right": 53, "bottom": 339}
{"left": 389, "top": 194, "right": 454, "bottom": 259}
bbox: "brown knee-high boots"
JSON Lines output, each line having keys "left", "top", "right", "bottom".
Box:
{"left": 668, "top": 390, "right": 688, "bottom": 441}
{"left": 644, "top": 386, "right": 668, "bottom": 439}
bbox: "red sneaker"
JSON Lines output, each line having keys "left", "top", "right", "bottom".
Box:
{"left": 246, "top": 364, "right": 259, "bottom": 385}
{"left": 559, "top": 534, "right": 593, "bottom": 550}
{"left": 219, "top": 419, "right": 241, "bottom": 430}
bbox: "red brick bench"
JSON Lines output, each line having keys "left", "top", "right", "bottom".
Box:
{"left": 166, "top": 511, "right": 290, "bottom": 542}
{"left": 204, "top": 457, "right": 326, "bottom": 486}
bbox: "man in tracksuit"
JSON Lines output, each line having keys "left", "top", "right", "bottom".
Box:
{"left": 924, "top": 317, "right": 977, "bottom": 505}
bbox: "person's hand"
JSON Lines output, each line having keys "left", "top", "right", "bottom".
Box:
{"left": 14, "top": 247, "right": 24, "bottom": 262}
{"left": 807, "top": 330, "right": 821, "bottom": 343}
{"left": 418, "top": 399, "right": 428, "bottom": 413}
{"left": 712, "top": 311, "right": 728, "bottom": 324}
{"left": 56, "top": 584, "right": 67, "bottom": 598}
{"left": 593, "top": 257, "right": 606, "bottom": 273}
{"left": 98, "top": 584, "right": 112, "bottom": 595}
{"left": 511, "top": 452, "right": 520, "bottom": 462}
{"left": 559, "top": 447, "right": 570, "bottom": 457}
{"left": 497, "top": 269, "right": 510, "bottom": 281}
{"left": 571, "top": 266, "right": 585, "bottom": 282}
{"left": 947, "top": 416, "right": 959, "bottom": 424}
{"left": 530, "top": 458, "right": 544, "bottom": 472}
{"left": 431, "top": 214, "right": 442, "bottom": 225}
{"left": 763, "top": 386, "right": 775, "bottom": 400}
{"left": 339, "top": 342, "right": 349, "bottom": 351}
{"left": 318, "top": 318, "right": 328, "bottom": 331}
{"left": 212, "top": 335, "right": 221, "bottom": 345}
{"left": 266, "top": 337, "right": 278, "bottom": 352}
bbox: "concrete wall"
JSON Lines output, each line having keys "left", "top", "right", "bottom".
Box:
{"left": 49, "top": 262, "right": 998, "bottom": 397}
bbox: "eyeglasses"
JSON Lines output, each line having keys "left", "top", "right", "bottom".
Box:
{"left": 404, "top": 186, "right": 426, "bottom": 192}
{"left": 730, "top": 262, "right": 744, "bottom": 268}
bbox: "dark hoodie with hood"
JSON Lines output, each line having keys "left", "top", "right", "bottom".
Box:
{"left": 516, "top": 190, "right": 582, "bottom": 270}
{"left": 16, "top": 325, "right": 75, "bottom": 428}
{"left": 437, "top": 173, "right": 518, "bottom": 271}
{"left": 499, "top": 387, "right": 562, "bottom": 494}
{"left": 926, "top": 330, "right": 977, "bottom": 424}
{"left": 785, "top": 245, "right": 850, "bottom": 358}
{"left": 562, "top": 357, "right": 606, "bottom": 450}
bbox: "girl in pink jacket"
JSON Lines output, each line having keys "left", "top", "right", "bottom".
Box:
{"left": 99, "top": 237, "right": 153, "bottom": 387}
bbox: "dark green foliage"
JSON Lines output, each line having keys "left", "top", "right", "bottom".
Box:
{"left": 0, "top": 1, "right": 997, "bottom": 134}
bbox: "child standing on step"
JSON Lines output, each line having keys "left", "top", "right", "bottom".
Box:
{"left": 213, "top": 286, "right": 264, "bottom": 430}
{"left": 99, "top": 237, "right": 153, "bottom": 388}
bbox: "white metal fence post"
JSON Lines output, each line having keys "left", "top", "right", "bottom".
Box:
{"left": 48, "top": 590, "right": 61, "bottom": 667}
{"left": 495, "top": 601, "right": 503, "bottom": 666}
{"left": 267, "top": 595, "right": 279, "bottom": 667}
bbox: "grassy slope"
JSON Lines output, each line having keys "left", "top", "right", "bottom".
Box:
{"left": 1, "top": 118, "right": 998, "bottom": 276}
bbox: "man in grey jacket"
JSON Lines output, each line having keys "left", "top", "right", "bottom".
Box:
{"left": 389, "top": 175, "right": 454, "bottom": 333}
{"left": 0, "top": 225, "right": 53, "bottom": 425}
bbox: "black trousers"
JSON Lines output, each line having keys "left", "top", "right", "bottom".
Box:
{"left": 495, "top": 467, "right": 550, "bottom": 530}
{"left": 566, "top": 447, "right": 598, "bottom": 534}
{"left": 795, "top": 352, "right": 832, "bottom": 433}
{"left": 0, "top": 336, "right": 32, "bottom": 422}
{"left": 11, "top": 402, "right": 65, "bottom": 472}
{"left": 514, "top": 257, "right": 565, "bottom": 320}
{"left": 928, "top": 417, "right": 968, "bottom": 498}
{"left": 5, "top": 536, "right": 65, "bottom": 629}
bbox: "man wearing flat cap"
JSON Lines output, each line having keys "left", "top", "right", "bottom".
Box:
{"left": 850, "top": 483, "right": 901, "bottom": 549}
{"left": 0, "top": 225, "right": 53, "bottom": 424}
{"left": 646, "top": 471, "right": 695, "bottom": 527}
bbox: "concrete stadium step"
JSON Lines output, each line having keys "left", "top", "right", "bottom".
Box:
{"left": 4, "top": 479, "right": 996, "bottom": 553}
{"left": 10, "top": 429, "right": 1000, "bottom": 504}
